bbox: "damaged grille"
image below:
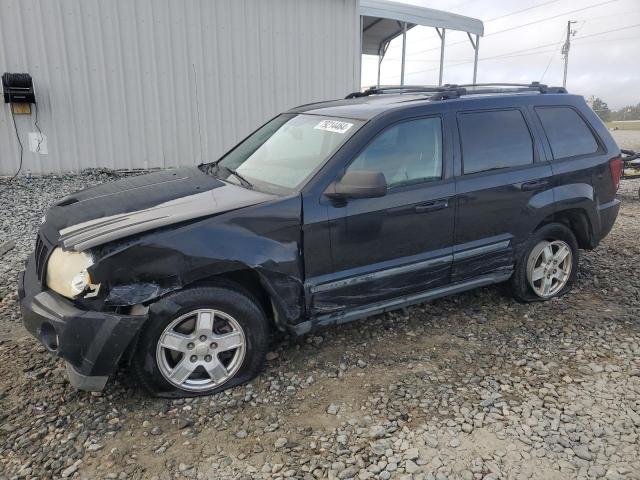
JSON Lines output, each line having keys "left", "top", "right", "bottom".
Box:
{"left": 34, "top": 234, "right": 51, "bottom": 282}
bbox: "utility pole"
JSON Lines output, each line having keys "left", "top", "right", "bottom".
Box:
{"left": 562, "top": 20, "right": 577, "bottom": 88}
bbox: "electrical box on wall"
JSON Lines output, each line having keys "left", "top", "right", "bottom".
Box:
{"left": 2, "top": 72, "right": 36, "bottom": 114}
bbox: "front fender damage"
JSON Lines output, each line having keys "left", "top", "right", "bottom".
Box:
{"left": 105, "top": 280, "right": 181, "bottom": 306}
{"left": 87, "top": 197, "right": 304, "bottom": 328}
{"left": 100, "top": 265, "right": 304, "bottom": 327}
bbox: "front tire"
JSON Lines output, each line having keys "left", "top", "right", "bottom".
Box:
{"left": 510, "top": 223, "right": 579, "bottom": 303}
{"left": 132, "top": 283, "right": 269, "bottom": 397}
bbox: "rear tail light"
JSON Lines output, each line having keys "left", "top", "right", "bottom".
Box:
{"left": 609, "top": 156, "right": 623, "bottom": 191}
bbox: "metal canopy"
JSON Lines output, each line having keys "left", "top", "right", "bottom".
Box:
{"left": 361, "top": 16, "right": 416, "bottom": 56}
{"left": 359, "top": 0, "right": 484, "bottom": 86}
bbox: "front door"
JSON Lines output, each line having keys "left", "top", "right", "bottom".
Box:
{"left": 452, "top": 107, "right": 553, "bottom": 282}
{"left": 309, "top": 116, "right": 456, "bottom": 315}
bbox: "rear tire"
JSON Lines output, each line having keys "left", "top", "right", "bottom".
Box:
{"left": 510, "top": 223, "right": 579, "bottom": 303}
{"left": 131, "top": 283, "right": 269, "bottom": 397}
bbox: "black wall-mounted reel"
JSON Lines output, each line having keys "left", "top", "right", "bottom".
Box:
{"left": 2, "top": 72, "right": 36, "bottom": 104}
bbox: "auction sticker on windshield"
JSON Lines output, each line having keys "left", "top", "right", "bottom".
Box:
{"left": 314, "top": 119, "right": 354, "bottom": 134}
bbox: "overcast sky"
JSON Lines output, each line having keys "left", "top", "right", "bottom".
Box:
{"left": 361, "top": 0, "right": 640, "bottom": 109}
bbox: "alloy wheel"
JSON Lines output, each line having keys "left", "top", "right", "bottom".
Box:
{"left": 156, "top": 309, "right": 246, "bottom": 392}
{"left": 526, "top": 239, "right": 573, "bottom": 298}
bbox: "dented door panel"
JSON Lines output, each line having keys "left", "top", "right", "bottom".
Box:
{"left": 312, "top": 179, "right": 455, "bottom": 314}
{"left": 308, "top": 246, "right": 452, "bottom": 315}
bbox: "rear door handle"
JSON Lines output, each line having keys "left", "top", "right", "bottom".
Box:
{"left": 520, "top": 179, "right": 549, "bottom": 191}
{"left": 415, "top": 198, "right": 449, "bottom": 213}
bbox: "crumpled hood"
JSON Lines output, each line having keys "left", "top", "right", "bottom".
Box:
{"left": 41, "top": 167, "right": 275, "bottom": 251}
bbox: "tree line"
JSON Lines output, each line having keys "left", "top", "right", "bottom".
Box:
{"left": 589, "top": 96, "right": 640, "bottom": 122}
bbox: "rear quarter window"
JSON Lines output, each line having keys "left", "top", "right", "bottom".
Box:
{"left": 458, "top": 109, "right": 534, "bottom": 174}
{"left": 535, "top": 106, "right": 599, "bottom": 159}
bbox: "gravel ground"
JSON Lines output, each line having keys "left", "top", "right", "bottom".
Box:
{"left": 1, "top": 132, "right": 639, "bottom": 480}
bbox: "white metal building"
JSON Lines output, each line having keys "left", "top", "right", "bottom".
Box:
{"left": 0, "top": 0, "right": 482, "bottom": 175}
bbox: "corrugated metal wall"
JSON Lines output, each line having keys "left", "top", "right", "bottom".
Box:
{"left": 0, "top": 0, "right": 360, "bottom": 174}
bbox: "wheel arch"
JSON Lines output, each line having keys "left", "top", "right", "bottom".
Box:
{"left": 118, "top": 267, "right": 287, "bottom": 372}
{"left": 533, "top": 208, "right": 593, "bottom": 249}
{"left": 189, "top": 268, "right": 287, "bottom": 333}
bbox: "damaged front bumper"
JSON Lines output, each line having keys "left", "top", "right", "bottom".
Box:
{"left": 18, "top": 254, "right": 148, "bottom": 391}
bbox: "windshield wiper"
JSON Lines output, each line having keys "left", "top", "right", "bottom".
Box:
{"left": 217, "top": 164, "right": 253, "bottom": 189}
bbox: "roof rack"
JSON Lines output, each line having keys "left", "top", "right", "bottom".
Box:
{"left": 345, "top": 82, "right": 567, "bottom": 100}
{"left": 345, "top": 85, "right": 448, "bottom": 98}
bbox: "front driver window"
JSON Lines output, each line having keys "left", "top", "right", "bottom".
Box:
{"left": 347, "top": 117, "right": 442, "bottom": 188}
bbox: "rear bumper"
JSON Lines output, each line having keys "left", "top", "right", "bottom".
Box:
{"left": 596, "top": 198, "right": 621, "bottom": 243}
{"left": 19, "top": 254, "right": 147, "bottom": 391}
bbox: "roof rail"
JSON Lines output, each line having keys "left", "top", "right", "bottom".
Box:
{"left": 453, "top": 82, "right": 567, "bottom": 94}
{"left": 435, "top": 82, "right": 568, "bottom": 100}
{"left": 345, "top": 82, "right": 567, "bottom": 100}
{"left": 345, "top": 85, "right": 448, "bottom": 98}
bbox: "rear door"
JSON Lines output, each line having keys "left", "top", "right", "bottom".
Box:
{"left": 534, "top": 105, "right": 609, "bottom": 196}
{"left": 452, "top": 107, "right": 553, "bottom": 282}
{"left": 533, "top": 105, "right": 614, "bottom": 242}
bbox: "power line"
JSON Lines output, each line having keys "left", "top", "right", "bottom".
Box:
{"left": 484, "top": 0, "right": 620, "bottom": 38}
{"left": 580, "top": 34, "right": 640, "bottom": 44}
{"left": 402, "top": 0, "right": 622, "bottom": 57}
{"left": 386, "top": 0, "right": 563, "bottom": 53}
{"left": 485, "top": 0, "right": 564, "bottom": 23}
{"left": 403, "top": 23, "right": 640, "bottom": 77}
{"left": 392, "top": 27, "right": 640, "bottom": 66}
{"left": 481, "top": 33, "right": 640, "bottom": 58}
{"left": 573, "top": 23, "right": 640, "bottom": 40}
{"left": 455, "top": 34, "right": 640, "bottom": 62}
{"left": 415, "top": 37, "right": 638, "bottom": 68}
{"left": 406, "top": 41, "right": 569, "bottom": 72}
{"left": 541, "top": 33, "right": 567, "bottom": 81}
{"left": 577, "top": 9, "right": 640, "bottom": 22}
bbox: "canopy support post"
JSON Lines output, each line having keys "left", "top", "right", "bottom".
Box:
{"left": 376, "top": 40, "right": 390, "bottom": 88}
{"left": 400, "top": 21, "right": 407, "bottom": 86}
{"left": 359, "top": 15, "right": 364, "bottom": 88}
{"left": 468, "top": 32, "right": 480, "bottom": 84}
{"left": 436, "top": 28, "right": 446, "bottom": 86}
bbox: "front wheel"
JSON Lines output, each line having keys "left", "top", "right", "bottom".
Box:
{"left": 132, "top": 284, "right": 269, "bottom": 397}
{"left": 510, "top": 223, "right": 579, "bottom": 303}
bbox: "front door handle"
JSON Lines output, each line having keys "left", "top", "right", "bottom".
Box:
{"left": 520, "top": 179, "right": 549, "bottom": 191}
{"left": 415, "top": 199, "right": 449, "bottom": 213}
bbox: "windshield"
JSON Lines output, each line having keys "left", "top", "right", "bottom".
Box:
{"left": 210, "top": 114, "right": 363, "bottom": 194}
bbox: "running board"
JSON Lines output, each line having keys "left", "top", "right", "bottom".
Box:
{"left": 292, "top": 271, "right": 512, "bottom": 335}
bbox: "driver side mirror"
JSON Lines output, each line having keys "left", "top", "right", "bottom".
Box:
{"left": 326, "top": 170, "right": 387, "bottom": 200}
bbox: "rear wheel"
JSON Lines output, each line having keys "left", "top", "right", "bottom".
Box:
{"left": 132, "top": 284, "right": 269, "bottom": 397}
{"left": 510, "top": 223, "right": 579, "bottom": 303}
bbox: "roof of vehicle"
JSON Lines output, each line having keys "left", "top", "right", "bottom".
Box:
{"left": 289, "top": 83, "right": 579, "bottom": 121}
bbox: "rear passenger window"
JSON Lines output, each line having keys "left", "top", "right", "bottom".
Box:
{"left": 458, "top": 110, "right": 533, "bottom": 174}
{"left": 536, "top": 107, "right": 599, "bottom": 159}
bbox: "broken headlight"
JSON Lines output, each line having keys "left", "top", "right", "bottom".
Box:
{"left": 45, "top": 248, "right": 100, "bottom": 299}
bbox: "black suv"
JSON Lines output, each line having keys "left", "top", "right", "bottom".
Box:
{"left": 19, "top": 83, "right": 622, "bottom": 397}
